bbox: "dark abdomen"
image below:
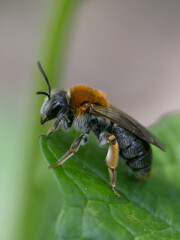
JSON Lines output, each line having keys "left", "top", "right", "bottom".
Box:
{"left": 111, "top": 124, "right": 152, "bottom": 179}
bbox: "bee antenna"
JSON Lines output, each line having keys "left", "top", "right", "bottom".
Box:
{"left": 37, "top": 61, "right": 51, "bottom": 99}
{"left": 36, "top": 91, "right": 50, "bottom": 99}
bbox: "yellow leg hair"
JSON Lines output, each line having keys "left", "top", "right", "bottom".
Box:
{"left": 106, "top": 135, "right": 121, "bottom": 198}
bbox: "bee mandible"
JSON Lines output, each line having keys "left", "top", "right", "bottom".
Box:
{"left": 37, "top": 62, "right": 165, "bottom": 198}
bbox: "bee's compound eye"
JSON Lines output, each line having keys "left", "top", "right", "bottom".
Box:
{"left": 49, "top": 102, "right": 62, "bottom": 119}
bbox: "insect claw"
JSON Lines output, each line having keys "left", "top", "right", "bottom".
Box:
{"left": 48, "top": 164, "right": 54, "bottom": 169}
{"left": 113, "top": 187, "right": 121, "bottom": 199}
{"left": 38, "top": 133, "right": 48, "bottom": 137}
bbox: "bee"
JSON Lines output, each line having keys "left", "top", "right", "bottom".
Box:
{"left": 37, "top": 61, "right": 165, "bottom": 198}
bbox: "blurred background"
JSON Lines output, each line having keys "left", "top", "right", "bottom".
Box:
{"left": 1, "top": 0, "right": 180, "bottom": 239}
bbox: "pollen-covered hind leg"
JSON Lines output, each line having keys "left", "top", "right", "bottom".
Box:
{"left": 49, "top": 133, "right": 88, "bottom": 168}
{"left": 106, "top": 135, "right": 121, "bottom": 198}
{"left": 99, "top": 133, "right": 120, "bottom": 198}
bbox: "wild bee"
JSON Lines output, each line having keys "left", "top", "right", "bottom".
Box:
{"left": 37, "top": 61, "right": 165, "bottom": 198}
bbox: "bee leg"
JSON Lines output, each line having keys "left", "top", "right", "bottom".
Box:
{"left": 49, "top": 133, "right": 88, "bottom": 168}
{"left": 38, "top": 117, "right": 71, "bottom": 137}
{"left": 105, "top": 134, "right": 120, "bottom": 198}
{"left": 38, "top": 118, "right": 61, "bottom": 137}
{"left": 108, "top": 168, "right": 120, "bottom": 199}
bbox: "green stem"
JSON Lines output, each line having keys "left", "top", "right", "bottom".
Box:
{"left": 17, "top": 1, "right": 80, "bottom": 239}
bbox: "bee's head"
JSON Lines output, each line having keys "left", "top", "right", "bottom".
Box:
{"left": 37, "top": 62, "right": 69, "bottom": 124}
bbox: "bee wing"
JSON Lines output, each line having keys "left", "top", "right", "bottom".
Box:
{"left": 90, "top": 104, "right": 165, "bottom": 150}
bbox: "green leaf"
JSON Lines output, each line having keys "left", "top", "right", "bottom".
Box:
{"left": 40, "top": 114, "right": 180, "bottom": 240}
